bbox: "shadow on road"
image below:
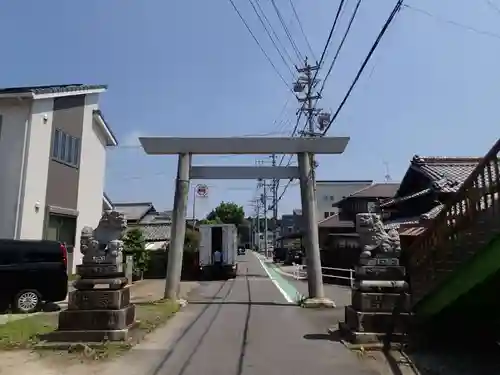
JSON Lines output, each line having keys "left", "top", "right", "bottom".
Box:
{"left": 188, "top": 301, "right": 294, "bottom": 307}
{"left": 303, "top": 329, "right": 343, "bottom": 342}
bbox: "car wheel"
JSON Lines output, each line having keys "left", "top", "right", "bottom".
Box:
{"left": 14, "top": 289, "right": 42, "bottom": 314}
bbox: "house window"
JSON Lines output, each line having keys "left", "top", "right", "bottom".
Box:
{"left": 324, "top": 212, "right": 330, "bottom": 219}
{"left": 52, "top": 128, "right": 81, "bottom": 168}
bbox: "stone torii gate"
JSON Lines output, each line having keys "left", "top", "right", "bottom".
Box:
{"left": 139, "top": 136, "right": 350, "bottom": 307}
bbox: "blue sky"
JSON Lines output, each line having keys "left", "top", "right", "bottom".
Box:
{"left": 1, "top": 0, "right": 499, "bottom": 219}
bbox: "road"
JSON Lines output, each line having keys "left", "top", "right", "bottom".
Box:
{"left": 146, "top": 251, "right": 376, "bottom": 375}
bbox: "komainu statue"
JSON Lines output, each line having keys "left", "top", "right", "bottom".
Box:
{"left": 356, "top": 213, "right": 401, "bottom": 259}
{"left": 79, "top": 210, "right": 128, "bottom": 268}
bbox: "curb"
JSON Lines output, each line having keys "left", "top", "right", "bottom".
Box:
{"left": 273, "top": 265, "right": 307, "bottom": 280}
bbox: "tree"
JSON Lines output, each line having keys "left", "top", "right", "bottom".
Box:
{"left": 122, "top": 228, "right": 149, "bottom": 277}
{"left": 184, "top": 227, "right": 200, "bottom": 252}
{"left": 206, "top": 202, "right": 245, "bottom": 226}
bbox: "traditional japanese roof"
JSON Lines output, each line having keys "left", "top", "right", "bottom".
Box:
{"left": 399, "top": 155, "right": 482, "bottom": 196}
{"left": 113, "top": 202, "right": 156, "bottom": 222}
{"left": 133, "top": 223, "right": 171, "bottom": 242}
{"left": 380, "top": 188, "right": 433, "bottom": 208}
{"left": 318, "top": 213, "right": 355, "bottom": 228}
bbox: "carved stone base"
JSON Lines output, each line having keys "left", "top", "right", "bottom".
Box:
{"left": 58, "top": 305, "right": 136, "bottom": 331}
{"left": 344, "top": 306, "right": 410, "bottom": 333}
{"left": 76, "top": 264, "right": 124, "bottom": 279}
{"left": 354, "top": 280, "right": 408, "bottom": 292}
{"left": 74, "top": 277, "right": 128, "bottom": 290}
{"left": 68, "top": 288, "right": 131, "bottom": 310}
{"left": 355, "top": 266, "right": 406, "bottom": 280}
{"left": 359, "top": 257, "right": 399, "bottom": 266}
{"left": 40, "top": 323, "right": 139, "bottom": 343}
{"left": 351, "top": 291, "right": 410, "bottom": 313}
{"left": 337, "top": 322, "right": 407, "bottom": 347}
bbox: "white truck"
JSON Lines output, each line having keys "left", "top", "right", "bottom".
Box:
{"left": 199, "top": 223, "right": 238, "bottom": 280}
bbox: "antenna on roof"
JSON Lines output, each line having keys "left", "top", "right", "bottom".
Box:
{"left": 383, "top": 161, "right": 392, "bottom": 182}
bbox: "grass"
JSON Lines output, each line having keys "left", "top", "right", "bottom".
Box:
{"left": 0, "top": 299, "right": 180, "bottom": 361}
{"left": 0, "top": 313, "right": 58, "bottom": 349}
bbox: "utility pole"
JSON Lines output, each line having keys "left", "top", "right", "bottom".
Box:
{"left": 260, "top": 180, "right": 269, "bottom": 258}
{"left": 293, "top": 58, "right": 332, "bottom": 305}
{"left": 270, "top": 154, "right": 278, "bottom": 249}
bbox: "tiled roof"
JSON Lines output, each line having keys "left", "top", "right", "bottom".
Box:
{"left": 129, "top": 223, "right": 171, "bottom": 241}
{"left": 380, "top": 188, "right": 432, "bottom": 208}
{"left": 318, "top": 213, "right": 354, "bottom": 228}
{"left": 347, "top": 183, "right": 400, "bottom": 199}
{"left": 383, "top": 217, "right": 422, "bottom": 230}
{"left": 114, "top": 202, "right": 155, "bottom": 222}
{"left": 420, "top": 204, "right": 445, "bottom": 220}
{"left": 407, "top": 155, "right": 482, "bottom": 193}
{"left": 0, "top": 84, "right": 107, "bottom": 96}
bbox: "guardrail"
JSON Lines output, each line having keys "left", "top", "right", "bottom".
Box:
{"left": 292, "top": 264, "right": 355, "bottom": 288}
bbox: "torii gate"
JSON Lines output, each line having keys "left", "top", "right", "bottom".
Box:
{"left": 139, "top": 136, "right": 350, "bottom": 307}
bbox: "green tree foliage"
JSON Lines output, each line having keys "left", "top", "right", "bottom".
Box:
{"left": 206, "top": 201, "right": 245, "bottom": 226}
{"left": 122, "top": 228, "right": 149, "bottom": 276}
{"left": 184, "top": 227, "right": 200, "bottom": 252}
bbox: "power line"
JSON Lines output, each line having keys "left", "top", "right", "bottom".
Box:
{"left": 321, "top": 0, "right": 403, "bottom": 135}
{"left": 289, "top": 0, "right": 317, "bottom": 61}
{"left": 486, "top": 0, "right": 500, "bottom": 15}
{"left": 227, "top": 0, "right": 294, "bottom": 91}
{"left": 270, "top": 0, "right": 304, "bottom": 62}
{"left": 316, "top": 0, "right": 347, "bottom": 69}
{"left": 247, "top": 0, "right": 296, "bottom": 77}
{"left": 255, "top": 0, "right": 297, "bottom": 68}
{"left": 404, "top": 4, "right": 500, "bottom": 41}
{"left": 319, "top": 0, "right": 363, "bottom": 94}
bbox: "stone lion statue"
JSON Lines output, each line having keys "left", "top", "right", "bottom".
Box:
{"left": 80, "top": 210, "right": 127, "bottom": 265}
{"left": 356, "top": 213, "right": 401, "bottom": 259}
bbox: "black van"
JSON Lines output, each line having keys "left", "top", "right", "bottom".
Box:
{"left": 0, "top": 239, "right": 69, "bottom": 313}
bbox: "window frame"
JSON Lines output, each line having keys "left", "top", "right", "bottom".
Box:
{"left": 51, "top": 128, "right": 81, "bottom": 168}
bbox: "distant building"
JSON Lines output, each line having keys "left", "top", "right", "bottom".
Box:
{"left": 315, "top": 180, "right": 373, "bottom": 220}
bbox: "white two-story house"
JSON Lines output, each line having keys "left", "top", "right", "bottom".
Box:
{"left": 0, "top": 84, "right": 118, "bottom": 270}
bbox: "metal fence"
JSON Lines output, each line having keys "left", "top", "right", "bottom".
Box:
{"left": 292, "top": 264, "right": 355, "bottom": 288}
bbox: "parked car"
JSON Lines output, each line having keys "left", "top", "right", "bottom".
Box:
{"left": 0, "top": 239, "right": 69, "bottom": 313}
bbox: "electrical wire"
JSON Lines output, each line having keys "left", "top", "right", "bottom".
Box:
{"left": 318, "top": 0, "right": 363, "bottom": 95}
{"left": 255, "top": 0, "right": 297, "bottom": 69}
{"left": 289, "top": 0, "right": 317, "bottom": 61}
{"left": 486, "top": 0, "right": 500, "bottom": 15}
{"left": 227, "top": 0, "right": 294, "bottom": 91}
{"left": 315, "top": 0, "right": 347, "bottom": 70}
{"left": 321, "top": 0, "right": 403, "bottom": 136}
{"left": 247, "top": 0, "right": 296, "bottom": 77}
{"left": 404, "top": 3, "right": 500, "bottom": 41}
{"left": 270, "top": 0, "right": 304, "bottom": 63}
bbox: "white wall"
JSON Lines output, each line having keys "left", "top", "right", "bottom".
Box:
{"left": 316, "top": 181, "right": 373, "bottom": 220}
{"left": 0, "top": 99, "right": 31, "bottom": 238}
{"left": 74, "top": 94, "right": 107, "bottom": 271}
{"left": 19, "top": 99, "right": 54, "bottom": 239}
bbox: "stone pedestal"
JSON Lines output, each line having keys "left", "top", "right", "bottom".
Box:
{"left": 42, "top": 265, "right": 137, "bottom": 344}
{"left": 338, "top": 258, "right": 411, "bottom": 346}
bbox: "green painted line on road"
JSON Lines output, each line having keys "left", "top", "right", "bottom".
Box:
{"left": 263, "top": 261, "right": 304, "bottom": 303}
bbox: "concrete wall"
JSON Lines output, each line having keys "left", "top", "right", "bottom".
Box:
{"left": 0, "top": 99, "right": 31, "bottom": 238}
{"left": 74, "top": 93, "right": 108, "bottom": 271}
{"left": 316, "top": 180, "right": 373, "bottom": 220}
{"left": 19, "top": 99, "right": 54, "bottom": 239}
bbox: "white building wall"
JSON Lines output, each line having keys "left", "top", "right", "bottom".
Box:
{"left": 74, "top": 94, "right": 107, "bottom": 271}
{"left": 0, "top": 99, "right": 30, "bottom": 238}
{"left": 19, "top": 99, "right": 54, "bottom": 239}
{"left": 316, "top": 180, "right": 373, "bottom": 220}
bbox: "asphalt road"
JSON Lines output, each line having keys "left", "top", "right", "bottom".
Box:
{"left": 149, "top": 252, "right": 377, "bottom": 375}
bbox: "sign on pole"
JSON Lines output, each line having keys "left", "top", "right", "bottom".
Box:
{"left": 195, "top": 184, "right": 209, "bottom": 198}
